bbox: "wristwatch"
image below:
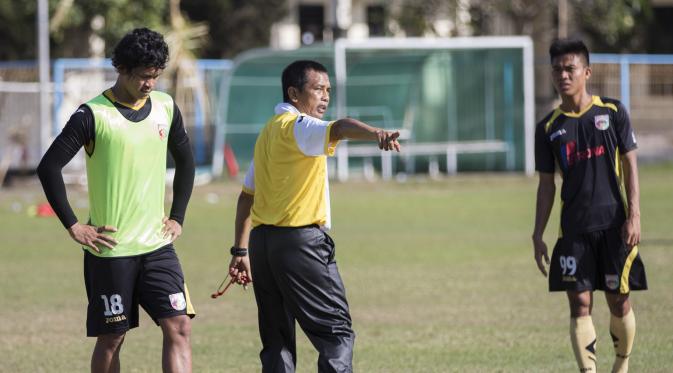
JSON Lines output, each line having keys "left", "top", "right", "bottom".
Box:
{"left": 230, "top": 246, "right": 248, "bottom": 257}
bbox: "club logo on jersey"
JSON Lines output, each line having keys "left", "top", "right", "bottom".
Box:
{"left": 605, "top": 274, "right": 619, "bottom": 290}
{"left": 169, "top": 292, "right": 187, "bottom": 311}
{"left": 549, "top": 128, "right": 567, "bottom": 141}
{"left": 594, "top": 115, "right": 610, "bottom": 130}
{"left": 157, "top": 122, "right": 169, "bottom": 140}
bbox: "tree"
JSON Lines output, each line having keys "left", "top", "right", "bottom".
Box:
{"left": 571, "top": 0, "right": 652, "bottom": 52}
{"left": 388, "top": 0, "right": 466, "bottom": 37}
{"left": 0, "top": 0, "right": 168, "bottom": 60}
{"left": 0, "top": 0, "right": 41, "bottom": 60}
{"left": 52, "top": 0, "right": 167, "bottom": 57}
{"left": 179, "top": 0, "right": 287, "bottom": 58}
{"left": 472, "top": 0, "right": 652, "bottom": 53}
{"left": 163, "top": 0, "right": 210, "bottom": 130}
{"left": 469, "top": 0, "right": 556, "bottom": 36}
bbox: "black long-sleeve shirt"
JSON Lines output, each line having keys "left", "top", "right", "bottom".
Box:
{"left": 37, "top": 94, "right": 195, "bottom": 229}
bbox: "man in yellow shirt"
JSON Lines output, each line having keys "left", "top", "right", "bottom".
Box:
{"left": 228, "top": 60, "right": 400, "bottom": 372}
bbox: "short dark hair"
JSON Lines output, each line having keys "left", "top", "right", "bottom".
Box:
{"left": 549, "top": 38, "right": 590, "bottom": 66}
{"left": 281, "top": 60, "right": 329, "bottom": 102}
{"left": 112, "top": 28, "right": 169, "bottom": 72}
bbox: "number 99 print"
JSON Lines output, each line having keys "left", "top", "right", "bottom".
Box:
{"left": 559, "top": 255, "right": 578, "bottom": 282}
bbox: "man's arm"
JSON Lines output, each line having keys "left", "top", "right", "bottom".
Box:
{"left": 330, "top": 118, "right": 401, "bottom": 151}
{"left": 164, "top": 104, "right": 196, "bottom": 241}
{"left": 37, "top": 106, "right": 117, "bottom": 252}
{"left": 621, "top": 150, "right": 640, "bottom": 247}
{"left": 613, "top": 101, "right": 640, "bottom": 248}
{"left": 532, "top": 172, "right": 556, "bottom": 277}
{"left": 233, "top": 192, "right": 254, "bottom": 249}
{"left": 229, "top": 191, "right": 254, "bottom": 284}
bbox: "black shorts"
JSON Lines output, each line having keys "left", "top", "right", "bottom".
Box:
{"left": 83, "top": 244, "right": 195, "bottom": 337}
{"left": 549, "top": 227, "right": 647, "bottom": 294}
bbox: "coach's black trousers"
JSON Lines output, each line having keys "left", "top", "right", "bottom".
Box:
{"left": 249, "top": 224, "right": 355, "bottom": 373}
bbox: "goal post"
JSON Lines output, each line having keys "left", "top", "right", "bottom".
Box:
{"left": 212, "top": 36, "right": 535, "bottom": 179}
{"left": 333, "top": 36, "right": 535, "bottom": 179}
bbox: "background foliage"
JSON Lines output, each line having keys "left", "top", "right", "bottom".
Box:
{"left": 0, "top": 0, "right": 663, "bottom": 61}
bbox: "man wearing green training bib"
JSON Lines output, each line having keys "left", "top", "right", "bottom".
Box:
{"left": 38, "top": 28, "right": 195, "bottom": 373}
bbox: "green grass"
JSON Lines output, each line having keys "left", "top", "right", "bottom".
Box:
{"left": 1, "top": 163, "right": 672, "bottom": 372}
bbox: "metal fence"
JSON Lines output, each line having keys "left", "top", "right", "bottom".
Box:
{"left": 2, "top": 52, "right": 672, "bottom": 179}
{"left": 577, "top": 54, "right": 672, "bottom": 160}
{"left": 0, "top": 59, "right": 232, "bottom": 177}
{"left": 0, "top": 62, "right": 43, "bottom": 175}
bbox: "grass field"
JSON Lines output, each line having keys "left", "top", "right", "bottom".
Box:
{"left": 1, "top": 163, "right": 672, "bottom": 372}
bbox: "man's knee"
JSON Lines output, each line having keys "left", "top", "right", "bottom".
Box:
{"left": 160, "top": 315, "right": 192, "bottom": 341}
{"left": 96, "top": 333, "right": 126, "bottom": 351}
{"left": 567, "top": 291, "right": 592, "bottom": 317}
{"left": 606, "top": 293, "right": 631, "bottom": 317}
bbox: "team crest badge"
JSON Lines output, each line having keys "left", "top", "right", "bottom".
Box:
{"left": 157, "top": 123, "right": 169, "bottom": 140}
{"left": 169, "top": 292, "right": 187, "bottom": 311}
{"left": 594, "top": 115, "right": 610, "bottom": 130}
{"left": 605, "top": 275, "right": 619, "bottom": 290}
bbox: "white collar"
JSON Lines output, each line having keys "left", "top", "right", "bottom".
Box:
{"left": 274, "top": 102, "right": 300, "bottom": 115}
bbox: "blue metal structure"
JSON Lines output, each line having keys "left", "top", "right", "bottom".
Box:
{"left": 591, "top": 53, "right": 673, "bottom": 113}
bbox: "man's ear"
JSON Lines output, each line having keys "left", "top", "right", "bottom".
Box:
{"left": 288, "top": 87, "right": 299, "bottom": 102}
{"left": 116, "top": 65, "right": 131, "bottom": 76}
{"left": 585, "top": 66, "right": 592, "bottom": 81}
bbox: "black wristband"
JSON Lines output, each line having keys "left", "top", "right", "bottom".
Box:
{"left": 230, "top": 246, "right": 248, "bottom": 257}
